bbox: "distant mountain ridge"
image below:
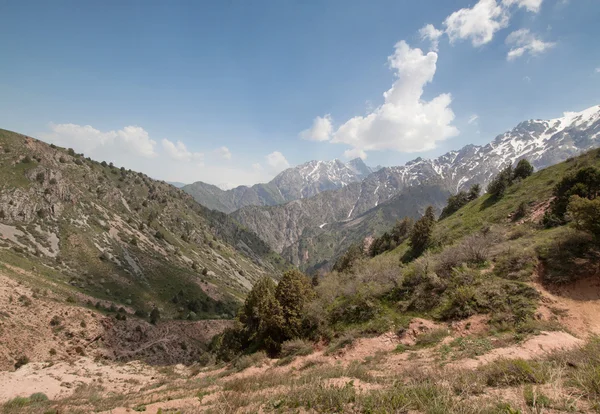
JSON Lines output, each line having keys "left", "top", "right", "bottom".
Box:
{"left": 182, "top": 158, "right": 374, "bottom": 213}
{"left": 231, "top": 104, "right": 600, "bottom": 270}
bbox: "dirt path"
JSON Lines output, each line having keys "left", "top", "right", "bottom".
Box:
{"left": 533, "top": 275, "right": 600, "bottom": 338}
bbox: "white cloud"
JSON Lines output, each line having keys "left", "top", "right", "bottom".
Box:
{"left": 468, "top": 114, "right": 479, "bottom": 124}
{"left": 444, "top": 0, "right": 510, "bottom": 47}
{"left": 505, "top": 28, "right": 555, "bottom": 60}
{"left": 299, "top": 114, "right": 333, "bottom": 141}
{"left": 502, "top": 0, "right": 543, "bottom": 13}
{"left": 343, "top": 148, "right": 367, "bottom": 160}
{"left": 39, "top": 123, "right": 282, "bottom": 188}
{"left": 41, "top": 123, "right": 157, "bottom": 158}
{"left": 215, "top": 146, "right": 232, "bottom": 160}
{"left": 419, "top": 24, "right": 444, "bottom": 52}
{"left": 329, "top": 41, "right": 458, "bottom": 155}
{"left": 523, "top": 75, "right": 532, "bottom": 83}
{"left": 266, "top": 151, "right": 290, "bottom": 172}
{"left": 161, "top": 139, "right": 204, "bottom": 164}
{"left": 595, "top": 67, "right": 600, "bottom": 74}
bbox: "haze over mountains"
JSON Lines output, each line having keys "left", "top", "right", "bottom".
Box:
{"left": 227, "top": 104, "right": 600, "bottom": 270}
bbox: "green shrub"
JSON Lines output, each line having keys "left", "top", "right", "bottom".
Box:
{"left": 538, "top": 229, "right": 598, "bottom": 284}
{"left": 523, "top": 385, "right": 551, "bottom": 408}
{"left": 493, "top": 248, "right": 538, "bottom": 281}
{"left": 487, "top": 165, "right": 514, "bottom": 199}
{"left": 232, "top": 351, "right": 267, "bottom": 372}
{"left": 513, "top": 159, "right": 534, "bottom": 180}
{"left": 415, "top": 328, "right": 449, "bottom": 348}
{"left": 409, "top": 206, "right": 435, "bottom": 258}
{"left": 28, "top": 392, "right": 48, "bottom": 403}
{"left": 280, "top": 338, "right": 314, "bottom": 358}
{"left": 480, "top": 359, "right": 548, "bottom": 386}
{"left": 14, "top": 355, "right": 29, "bottom": 369}
{"left": 568, "top": 195, "right": 600, "bottom": 238}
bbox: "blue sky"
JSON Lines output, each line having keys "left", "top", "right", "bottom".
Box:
{"left": 1, "top": 0, "right": 599, "bottom": 187}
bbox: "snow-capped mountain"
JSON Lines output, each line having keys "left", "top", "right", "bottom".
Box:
{"left": 347, "top": 104, "right": 600, "bottom": 219}
{"left": 231, "top": 104, "right": 600, "bottom": 267}
{"left": 182, "top": 158, "right": 373, "bottom": 213}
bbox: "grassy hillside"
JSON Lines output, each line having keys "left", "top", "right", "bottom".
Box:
{"left": 0, "top": 128, "right": 288, "bottom": 321}
{"left": 9, "top": 148, "right": 600, "bottom": 413}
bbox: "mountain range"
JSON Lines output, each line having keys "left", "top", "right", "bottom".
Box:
{"left": 230, "top": 104, "right": 600, "bottom": 270}
{"left": 183, "top": 158, "right": 376, "bottom": 213}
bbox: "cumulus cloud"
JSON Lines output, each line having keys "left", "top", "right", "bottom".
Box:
{"left": 594, "top": 67, "right": 600, "bottom": 74}
{"left": 215, "top": 146, "right": 232, "bottom": 160}
{"left": 502, "top": 0, "right": 543, "bottom": 13}
{"left": 299, "top": 114, "right": 333, "bottom": 141}
{"left": 39, "top": 123, "right": 282, "bottom": 188}
{"left": 328, "top": 41, "right": 458, "bottom": 155}
{"left": 419, "top": 24, "right": 444, "bottom": 52}
{"left": 444, "top": 0, "right": 510, "bottom": 47}
{"left": 343, "top": 148, "right": 367, "bottom": 160}
{"left": 505, "top": 28, "right": 555, "bottom": 60}
{"left": 468, "top": 114, "right": 479, "bottom": 124}
{"left": 161, "top": 139, "right": 204, "bottom": 164}
{"left": 42, "top": 123, "right": 157, "bottom": 158}
{"left": 266, "top": 151, "right": 290, "bottom": 172}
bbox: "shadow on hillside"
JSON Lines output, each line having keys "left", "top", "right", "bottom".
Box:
{"left": 99, "top": 317, "right": 231, "bottom": 366}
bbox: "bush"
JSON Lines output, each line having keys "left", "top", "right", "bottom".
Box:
{"left": 513, "top": 201, "right": 528, "bottom": 220}
{"left": 487, "top": 164, "right": 513, "bottom": 199}
{"left": 439, "top": 191, "right": 469, "bottom": 220}
{"left": 467, "top": 183, "right": 481, "bottom": 201}
{"left": 493, "top": 248, "right": 538, "bottom": 281}
{"left": 232, "top": 351, "right": 267, "bottom": 371}
{"left": 409, "top": 206, "right": 435, "bottom": 258}
{"left": 567, "top": 195, "right": 600, "bottom": 238}
{"left": 538, "top": 229, "right": 599, "bottom": 284}
{"left": 29, "top": 392, "right": 49, "bottom": 403}
{"left": 14, "top": 355, "right": 29, "bottom": 369}
{"left": 369, "top": 217, "right": 413, "bottom": 257}
{"left": 35, "top": 172, "right": 45, "bottom": 183}
{"left": 333, "top": 244, "right": 365, "bottom": 272}
{"left": 280, "top": 339, "right": 314, "bottom": 358}
{"left": 238, "top": 276, "right": 284, "bottom": 355}
{"left": 149, "top": 308, "right": 160, "bottom": 324}
{"left": 513, "top": 159, "right": 534, "bottom": 180}
{"left": 480, "top": 359, "right": 548, "bottom": 386}
{"left": 544, "top": 166, "right": 600, "bottom": 226}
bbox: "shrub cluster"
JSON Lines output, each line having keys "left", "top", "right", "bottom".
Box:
{"left": 487, "top": 159, "right": 534, "bottom": 199}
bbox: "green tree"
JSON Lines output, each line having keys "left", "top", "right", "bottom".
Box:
{"left": 275, "top": 269, "right": 315, "bottom": 340}
{"left": 487, "top": 165, "right": 514, "bottom": 199}
{"left": 467, "top": 183, "right": 481, "bottom": 201}
{"left": 333, "top": 244, "right": 365, "bottom": 272}
{"left": 238, "top": 276, "right": 284, "bottom": 355}
{"left": 513, "top": 159, "right": 534, "bottom": 180}
{"left": 439, "top": 191, "right": 469, "bottom": 219}
{"left": 567, "top": 195, "right": 600, "bottom": 238}
{"left": 544, "top": 166, "right": 600, "bottom": 226}
{"left": 409, "top": 206, "right": 436, "bottom": 257}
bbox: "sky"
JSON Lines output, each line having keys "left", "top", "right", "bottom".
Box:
{"left": 1, "top": 0, "right": 599, "bottom": 188}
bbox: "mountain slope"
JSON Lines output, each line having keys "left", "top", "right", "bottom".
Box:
{"left": 183, "top": 158, "right": 373, "bottom": 213}
{"left": 0, "top": 128, "right": 287, "bottom": 320}
{"left": 233, "top": 104, "right": 600, "bottom": 269}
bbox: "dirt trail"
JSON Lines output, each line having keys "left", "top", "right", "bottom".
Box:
{"left": 533, "top": 275, "right": 600, "bottom": 337}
